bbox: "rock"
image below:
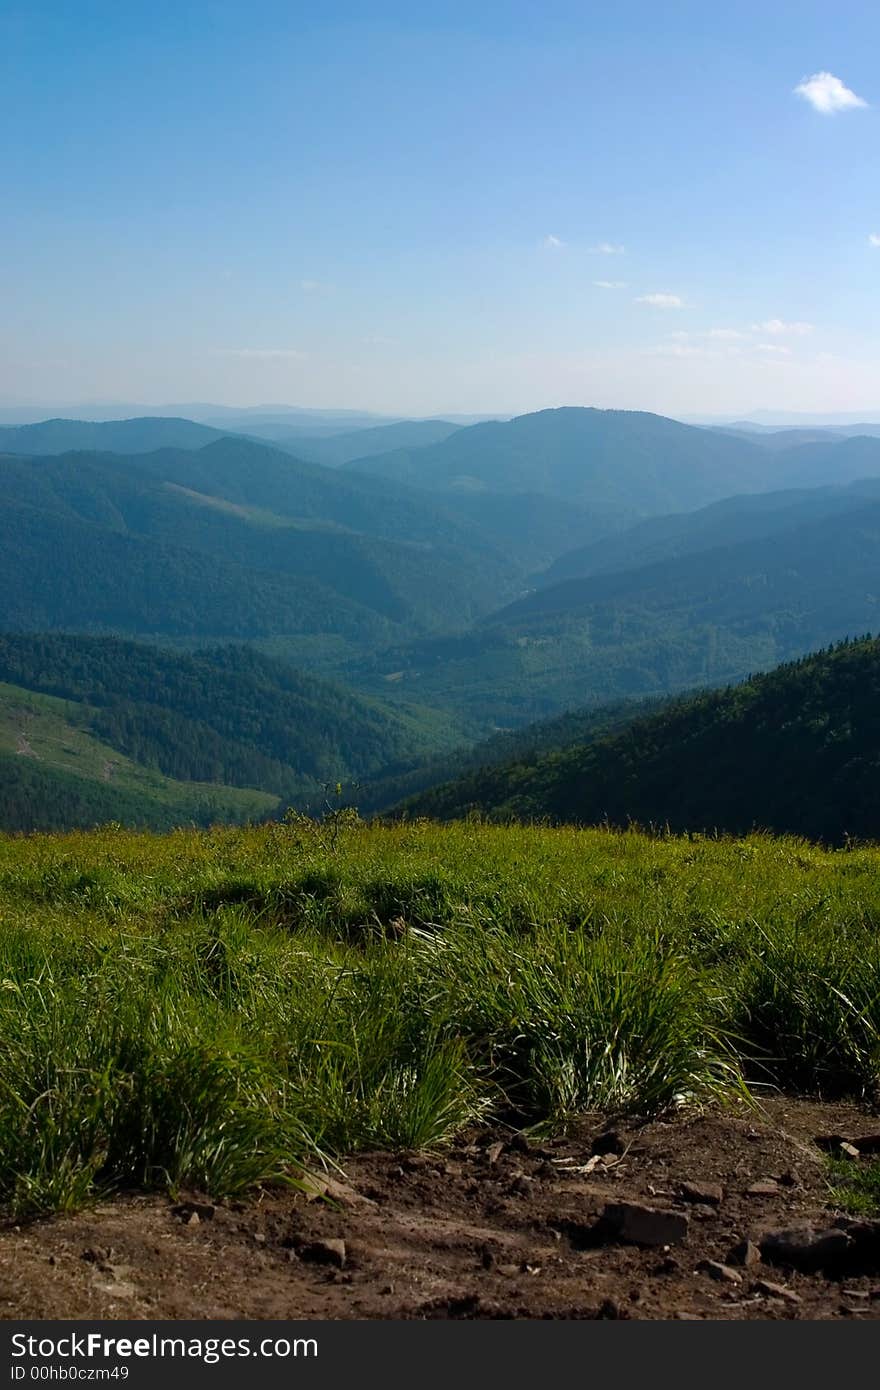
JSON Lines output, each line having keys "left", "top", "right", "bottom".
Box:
{"left": 677, "top": 1181, "right": 723, "bottom": 1206}
{"left": 839, "top": 1142, "right": 862, "bottom": 1160}
{"left": 486, "top": 1141, "right": 504, "bottom": 1165}
{"left": 508, "top": 1133, "right": 531, "bottom": 1155}
{"left": 778, "top": 1168, "right": 800, "bottom": 1188}
{"left": 814, "top": 1133, "right": 854, "bottom": 1153}
{"left": 753, "top": 1279, "right": 801, "bottom": 1304}
{"left": 296, "top": 1238, "right": 347, "bottom": 1268}
{"left": 95, "top": 1280, "right": 137, "bottom": 1300}
{"left": 172, "top": 1200, "right": 215, "bottom": 1223}
{"left": 850, "top": 1135, "right": 880, "bottom": 1154}
{"left": 699, "top": 1260, "right": 742, "bottom": 1285}
{"left": 601, "top": 1201, "right": 689, "bottom": 1247}
{"left": 510, "top": 1175, "right": 533, "bottom": 1196}
{"left": 496, "top": 1263, "right": 521, "bottom": 1278}
{"left": 591, "top": 1129, "right": 626, "bottom": 1157}
{"left": 746, "top": 1180, "right": 779, "bottom": 1197}
{"left": 842, "top": 1288, "right": 870, "bottom": 1301}
{"left": 728, "top": 1239, "right": 762, "bottom": 1268}
{"left": 300, "top": 1172, "right": 376, "bottom": 1209}
{"left": 253, "top": 1232, "right": 266, "bottom": 1245}
{"left": 760, "top": 1225, "right": 852, "bottom": 1272}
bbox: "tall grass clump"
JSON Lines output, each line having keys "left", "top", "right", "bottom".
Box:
{"left": 421, "top": 921, "right": 745, "bottom": 1123}
{"left": 731, "top": 923, "right": 880, "bottom": 1096}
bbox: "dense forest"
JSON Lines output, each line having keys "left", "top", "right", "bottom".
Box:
{"left": 401, "top": 637, "right": 880, "bottom": 843}
{"left": 0, "top": 636, "right": 451, "bottom": 831}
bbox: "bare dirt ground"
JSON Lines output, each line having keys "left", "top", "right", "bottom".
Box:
{"left": 3, "top": 1097, "right": 880, "bottom": 1321}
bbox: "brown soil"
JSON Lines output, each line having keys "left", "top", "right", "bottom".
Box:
{"left": 3, "top": 1097, "right": 880, "bottom": 1321}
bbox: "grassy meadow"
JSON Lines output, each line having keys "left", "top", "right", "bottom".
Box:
{"left": 2, "top": 815, "right": 880, "bottom": 1217}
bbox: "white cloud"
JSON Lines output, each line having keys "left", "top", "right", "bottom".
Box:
{"left": 707, "top": 327, "right": 749, "bottom": 340}
{"left": 593, "top": 279, "right": 627, "bottom": 289}
{"left": 869, "top": 234, "right": 880, "bottom": 248}
{"left": 216, "top": 348, "right": 309, "bottom": 360}
{"left": 542, "top": 234, "right": 565, "bottom": 250}
{"left": 794, "top": 71, "right": 867, "bottom": 114}
{"left": 299, "top": 278, "right": 334, "bottom": 292}
{"left": 752, "top": 318, "right": 813, "bottom": 336}
{"left": 589, "top": 242, "right": 625, "bottom": 254}
{"left": 636, "top": 292, "right": 683, "bottom": 308}
{"left": 755, "top": 343, "right": 792, "bottom": 355}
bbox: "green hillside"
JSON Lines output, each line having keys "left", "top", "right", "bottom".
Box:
{"left": 401, "top": 637, "right": 880, "bottom": 843}
{"left": 349, "top": 500, "right": 880, "bottom": 730}
{"left": 0, "top": 636, "right": 457, "bottom": 831}
{"left": 0, "top": 442, "right": 524, "bottom": 640}
{"left": 0, "top": 682, "right": 277, "bottom": 832}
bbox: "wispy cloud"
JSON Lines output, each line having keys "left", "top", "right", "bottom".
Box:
{"left": 542, "top": 234, "right": 565, "bottom": 250}
{"left": 794, "top": 71, "right": 867, "bottom": 114}
{"left": 299, "top": 278, "right": 333, "bottom": 292}
{"left": 707, "top": 327, "right": 749, "bottom": 340}
{"left": 593, "top": 279, "right": 627, "bottom": 289}
{"left": 869, "top": 233, "right": 880, "bottom": 248}
{"left": 216, "top": 348, "right": 308, "bottom": 361}
{"left": 755, "top": 343, "right": 792, "bottom": 355}
{"left": 752, "top": 318, "right": 813, "bottom": 336}
{"left": 589, "top": 242, "right": 625, "bottom": 255}
{"left": 636, "top": 292, "right": 683, "bottom": 308}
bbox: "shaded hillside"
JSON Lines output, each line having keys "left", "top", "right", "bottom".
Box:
{"left": 344, "top": 406, "right": 769, "bottom": 515}
{"left": 0, "top": 636, "right": 449, "bottom": 830}
{"left": 346, "top": 501, "right": 880, "bottom": 729}
{"left": 0, "top": 416, "right": 226, "bottom": 455}
{"left": 289, "top": 419, "right": 462, "bottom": 466}
{"left": 0, "top": 448, "right": 517, "bottom": 634}
{"left": 401, "top": 637, "right": 880, "bottom": 843}
{"left": 539, "top": 477, "right": 880, "bottom": 586}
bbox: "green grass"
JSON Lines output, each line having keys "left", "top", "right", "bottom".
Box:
{"left": 2, "top": 817, "right": 880, "bottom": 1217}
{"left": 827, "top": 1158, "right": 880, "bottom": 1215}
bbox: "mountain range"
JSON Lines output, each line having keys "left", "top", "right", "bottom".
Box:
{"left": 5, "top": 403, "right": 880, "bottom": 831}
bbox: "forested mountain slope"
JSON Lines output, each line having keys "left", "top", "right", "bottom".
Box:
{"left": 400, "top": 637, "right": 880, "bottom": 843}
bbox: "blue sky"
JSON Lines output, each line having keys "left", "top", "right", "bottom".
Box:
{"left": 2, "top": 0, "right": 879, "bottom": 417}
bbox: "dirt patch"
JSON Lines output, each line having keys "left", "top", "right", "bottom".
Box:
{"left": 3, "top": 1097, "right": 880, "bottom": 1321}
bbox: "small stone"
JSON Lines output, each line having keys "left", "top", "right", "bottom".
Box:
{"left": 602, "top": 1201, "right": 689, "bottom": 1247}
{"left": 728, "top": 1239, "right": 762, "bottom": 1268}
{"left": 510, "top": 1175, "right": 533, "bottom": 1196}
{"left": 842, "top": 1289, "right": 869, "bottom": 1301}
{"left": 253, "top": 1231, "right": 266, "bottom": 1244}
{"left": 840, "top": 1142, "right": 861, "bottom": 1160}
{"left": 497, "top": 1263, "right": 520, "bottom": 1277}
{"left": 185, "top": 1212, "right": 200, "bottom": 1227}
{"left": 300, "top": 1173, "right": 376, "bottom": 1208}
{"left": 753, "top": 1279, "right": 801, "bottom": 1304}
{"left": 746, "top": 1180, "right": 779, "bottom": 1197}
{"left": 508, "top": 1132, "right": 531, "bottom": 1154}
{"left": 297, "top": 1238, "right": 346, "bottom": 1268}
{"left": 172, "top": 1201, "right": 215, "bottom": 1222}
{"left": 591, "top": 1130, "right": 626, "bottom": 1157}
{"left": 699, "top": 1260, "right": 742, "bottom": 1285}
{"left": 678, "top": 1181, "right": 723, "bottom": 1206}
{"left": 778, "top": 1169, "right": 800, "bottom": 1188}
{"left": 486, "top": 1141, "right": 504, "bottom": 1165}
